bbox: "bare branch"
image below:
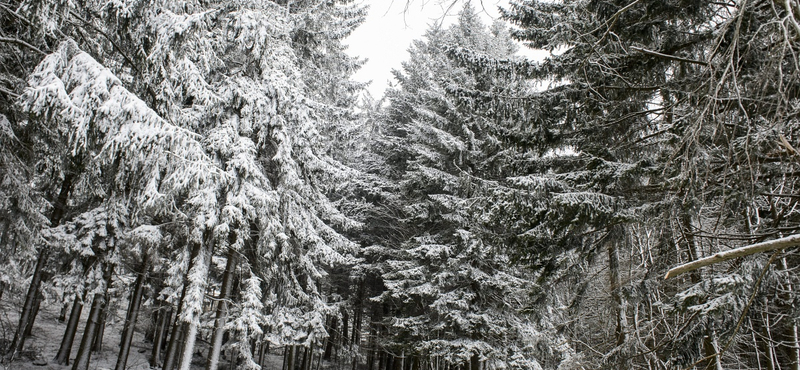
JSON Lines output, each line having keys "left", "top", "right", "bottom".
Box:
{"left": 0, "top": 36, "right": 45, "bottom": 56}
{"left": 630, "top": 46, "right": 708, "bottom": 66}
{"left": 664, "top": 233, "right": 800, "bottom": 279}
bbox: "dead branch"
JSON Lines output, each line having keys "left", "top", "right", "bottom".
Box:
{"left": 664, "top": 233, "right": 800, "bottom": 279}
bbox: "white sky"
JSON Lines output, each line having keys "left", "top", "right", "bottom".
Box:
{"left": 346, "top": 0, "right": 533, "bottom": 98}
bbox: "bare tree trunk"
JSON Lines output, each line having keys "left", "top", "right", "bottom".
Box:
{"left": 608, "top": 241, "right": 628, "bottom": 347}
{"left": 24, "top": 291, "right": 43, "bottom": 337}
{"left": 72, "top": 263, "right": 114, "bottom": 370}
{"left": 115, "top": 263, "right": 148, "bottom": 370}
{"left": 54, "top": 293, "right": 85, "bottom": 365}
{"left": 93, "top": 300, "right": 108, "bottom": 352}
{"left": 5, "top": 248, "right": 47, "bottom": 360}
{"left": 299, "top": 347, "right": 308, "bottom": 370}
{"left": 287, "top": 346, "right": 296, "bottom": 370}
{"left": 151, "top": 306, "right": 170, "bottom": 367}
{"left": 367, "top": 324, "right": 376, "bottom": 370}
{"left": 163, "top": 322, "right": 186, "bottom": 370}
{"left": 177, "top": 321, "right": 199, "bottom": 370}
{"left": 352, "top": 281, "right": 364, "bottom": 370}
{"left": 324, "top": 317, "right": 337, "bottom": 360}
{"left": 469, "top": 354, "right": 479, "bottom": 370}
{"left": 206, "top": 250, "right": 236, "bottom": 370}
{"left": 58, "top": 302, "right": 69, "bottom": 322}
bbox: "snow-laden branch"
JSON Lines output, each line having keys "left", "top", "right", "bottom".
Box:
{"left": 664, "top": 233, "right": 800, "bottom": 279}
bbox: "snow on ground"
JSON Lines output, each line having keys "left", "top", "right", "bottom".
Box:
{"left": 0, "top": 292, "right": 287, "bottom": 370}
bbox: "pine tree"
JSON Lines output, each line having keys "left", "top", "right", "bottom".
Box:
{"left": 376, "top": 5, "right": 555, "bottom": 368}
{"left": 480, "top": 0, "right": 800, "bottom": 368}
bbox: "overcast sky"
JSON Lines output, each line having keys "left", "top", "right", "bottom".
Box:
{"left": 345, "top": 0, "right": 519, "bottom": 98}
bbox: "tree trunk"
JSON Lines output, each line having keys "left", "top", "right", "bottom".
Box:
{"left": 367, "top": 326, "right": 375, "bottom": 370}
{"left": 150, "top": 306, "right": 170, "bottom": 367}
{"left": 324, "top": 317, "right": 336, "bottom": 360}
{"left": 608, "top": 242, "right": 628, "bottom": 347}
{"left": 163, "top": 242, "right": 202, "bottom": 370}
{"left": 288, "top": 346, "right": 297, "bottom": 370}
{"left": 119, "top": 280, "right": 137, "bottom": 347}
{"left": 72, "top": 263, "right": 114, "bottom": 370}
{"left": 145, "top": 309, "right": 158, "bottom": 344}
{"left": 177, "top": 241, "right": 211, "bottom": 370}
{"left": 6, "top": 172, "right": 74, "bottom": 360}
{"left": 469, "top": 354, "right": 479, "bottom": 370}
{"left": 299, "top": 347, "right": 308, "bottom": 370}
{"left": 342, "top": 311, "right": 349, "bottom": 357}
{"left": 58, "top": 302, "right": 69, "bottom": 322}
{"left": 206, "top": 250, "right": 236, "bottom": 370}
{"left": 177, "top": 320, "right": 199, "bottom": 370}
{"left": 24, "top": 291, "right": 43, "bottom": 337}
{"left": 352, "top": 282, "right": 364, "bottom": 370}
{"left": 92, "top": 302, "right": 107, "bottom": 352}
{"left": 258, "top": 341, "right": 269, "bottom": 368}
{"left": 54, "top": 293, "right": 85, "bottom": 365}
{"left": 163, "top": 322, "right": 186, "bottom": 370}
{"left": 115, "top": 265, "right": 147, "bottom": 370}
{"left": 5, "top": 248, "right": 48, "bottom": 360}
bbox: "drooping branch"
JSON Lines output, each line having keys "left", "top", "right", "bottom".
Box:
{"left": 664, "top": 233, "right": 800, "bottom": 279}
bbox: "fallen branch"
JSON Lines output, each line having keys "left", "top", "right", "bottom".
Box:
{"left": 664, "top": 233, "right": 800, "bottom": 279}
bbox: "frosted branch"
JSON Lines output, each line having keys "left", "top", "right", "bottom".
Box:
{"left": 664, "top": 233, "right": 800, "bottom": 279}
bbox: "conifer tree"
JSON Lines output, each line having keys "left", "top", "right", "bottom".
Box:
{"left": 476, "top": 0, "right": 800, "bottom": 368}
{"left": 377, "top": 5, "right": 557, "bottom": 369}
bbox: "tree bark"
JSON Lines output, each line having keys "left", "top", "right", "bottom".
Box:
{"left": 324, "top": 316, "right": 336, "bottom": 360}
{"left": 177, "top": 241, "right": 211, "bottom": 370}
{"left": 5, "top": 248, "right": 47, "bottom": 360}
{"left": 177, "top": 320, "right": 199, "bottom": 370}
{"left": 24, "top": 291, "right": 43, "bottom": 337}
{"left": 92, "top": 301, "right": 108, "bottom": 352}
{"left": 608, "top": 242, "right": 628, "bottom": 347}
{"left": 58, "top": 302, "right": 69, "bottom": 322}
{"left": 287, "top": 345, "right": 296, "bottom": 370}
{"left": 163, "top": 322, "right": 186, "bottom": 370}
{"left": 258, "top": 341, "right": 269, "bottom": 368}
{"left": 299, "top": 347, "right": 308, "bottom": 370}
{"left": 150, "top": 306, "right": 170, "bottom": 367}
{"left": 115, "top": 264, "right": 147, "bottom": 370}
{"left": 72, "top": 263, "right": 114, "bottom": 370}
{"left": 206, "top": 250, "right": 236, "bottom": 370}
{"left": 665, "top": 233, "right": 800, "bottom": 279}
{"left": 54, "top": 293, "right": 85, "bottom": 365}
{"left": 163, "top": 242, "right": 202, "bottom": 370}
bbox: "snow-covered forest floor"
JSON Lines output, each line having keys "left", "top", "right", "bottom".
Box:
{"left": 0, "top": 293, "right": 288, "bottom": 370}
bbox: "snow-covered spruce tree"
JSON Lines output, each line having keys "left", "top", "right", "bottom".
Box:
{"left": 84, "top": 1, "right": 365, "bottom": 369}
{"left": 376, "top": 5, "right": 556, "bottom": 369}
{"left": 14, "top": 38, "right": 220, "bottom": 369}
{"left": 451, "top": 0, "right": 800, "bottom": 368}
